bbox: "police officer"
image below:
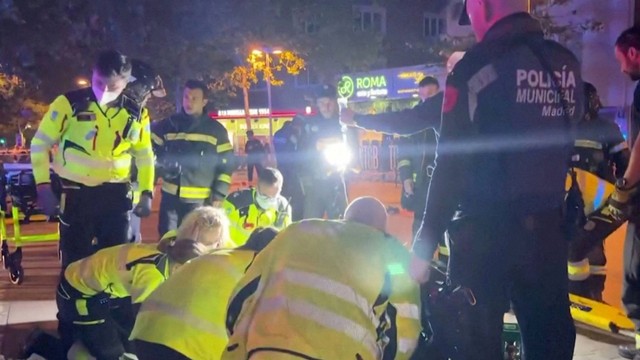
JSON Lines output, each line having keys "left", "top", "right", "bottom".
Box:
{"left": 409, "top": 1, "right": 583, "bottom": 359}
{"left": 222, "top": 167, "right": 291, "bottom": 247}
{"left": 567, "top": 82, "right": 629, "bottom": 302}
{"left": 152, "top": 79, "right": 234, "bottom": 236}
{"left": 31, "top": 50, "right": 156, "bottom": 267}
{"left": 273, "top": 117, "right": 304, "bottom": 220}
{"left": 296, "top": 85, "right": 357, "bottom": 219}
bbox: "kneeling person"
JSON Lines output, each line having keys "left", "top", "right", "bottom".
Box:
{"left": 223, "top": 167, "right": 291, "bottom": 246}
{"left": 56, "top": 207, "right": 229, "bottom": 360}
{"left": 131, "top": 227, "right": 280, "bottom": 360}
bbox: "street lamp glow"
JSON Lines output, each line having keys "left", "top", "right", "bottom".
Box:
{"left": 251, "top": 49, "right": 263, "bottom": 56}
{"left": 76, "top": 78, "right": 89, "bottom": 86}
{"left": 272, "top": 49, "right": 283, "bottom": 55}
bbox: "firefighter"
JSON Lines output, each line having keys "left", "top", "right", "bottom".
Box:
{"left": 296, "top": 85, "right": 358, "bottom": 219}
{"left": 567, "top": 82, "right": 629, "bottom": 302}
{"left": 31, "top": 50, "right": 157, "bottom": 268}
{"left": 222, "top": 167, "right": 291, "bottom": 247}
{"left": 153, "top": 79, "right": 234, "bottom": 236}
{"left": 56, "top": 206, "right": 229, "bottom": 360}
{"left": 409, "top": 1, "right": 583, "bottom": 359}
{"left": 223, "top": 197, "right": 421, "bottom": 360}
{"left": 130, "top": 227, "right": 279, "bottom": 360}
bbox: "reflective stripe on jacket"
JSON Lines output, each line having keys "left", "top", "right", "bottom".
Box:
{"left": 31, "top": 88, "right": 154, "bottom": 191}
{"left": 64, "top": 243, "right": 169, "bottom": 303}
{"left": 131, "top": 249, "right": 255, "bottom": 360}
{"left": 223, "top": 220, "right": 421, "bottom": 360}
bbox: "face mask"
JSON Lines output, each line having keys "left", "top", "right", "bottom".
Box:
{"left": 93, "top": 88, "right": 121, "bottom": 106}
{"left": 256, "top": 192, "right": 278, "bottom": 210}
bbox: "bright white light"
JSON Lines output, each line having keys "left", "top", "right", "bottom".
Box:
{"left": 323, "top": 142, "right": 352, "bottom": 170}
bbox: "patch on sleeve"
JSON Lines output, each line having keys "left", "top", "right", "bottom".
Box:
{"left": 50, "top": 111, "right": 58, "bottom": 121}
{"left": 442, "top": 85, "right": 460, "bottom": 113}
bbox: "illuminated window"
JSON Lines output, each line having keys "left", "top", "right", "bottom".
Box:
{"left": 353, "top": 5, "right": 386, "bottom": 34}
{"left": 424, "top": 13, "right": 446, "bottom": 38}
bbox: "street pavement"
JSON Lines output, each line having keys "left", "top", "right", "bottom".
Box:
{"left": 0, "top": 173, "right": 632, "bottom": 359}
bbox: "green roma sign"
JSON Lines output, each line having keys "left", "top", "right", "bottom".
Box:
{"left": 338, "top": 74, "right": 389, "bottom": 100}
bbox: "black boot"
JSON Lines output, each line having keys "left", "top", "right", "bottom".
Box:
{"left": 618, "top": 344, "right": 640, "bottom": 359}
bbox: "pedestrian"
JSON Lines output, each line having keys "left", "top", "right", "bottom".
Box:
{"left": 245, "top": 130, "right": 266, "bottom": 183}
{"left": 273, "top": 117, "right": 305, "bottom": 220}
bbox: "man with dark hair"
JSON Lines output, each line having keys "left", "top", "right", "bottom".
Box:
{"left": 609, "top": 25, "right": 640, "bottom": 360}
{"left": 152, "top": 79, "right": 234, "bottom": 236}
{"left": 31, "top": 49, "right": 156, "bottom": 267}
{"left": 222, "top": 167, "right": 290, "bottom": 247}
{"left": 408, "top": 0, "right": 584, "bottom": 358}
{"left": 245, "top": 129, "right": 266, "bottom": 183}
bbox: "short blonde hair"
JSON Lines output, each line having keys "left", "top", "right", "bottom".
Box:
{"left": 158, "top": 206, "right": 230, "bottom": 264}
{"left": 177, "top": 206, "right": 230, "bottom": 247}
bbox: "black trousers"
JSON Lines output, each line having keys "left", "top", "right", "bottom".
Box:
{"left": 158, "top": 191, "right": 203, "bottom": 237}
{"left": 59, "top": 181, "right": 132, "bottom": 268}
{"left": 247, "top": 162, "right": 264, "bottom": 182}
{"left": 300, "top": 175, "right": 347, "bottom": 220}
{"left": 280, "top": 169, "right": 304, "bottom": 221}
{"left": 446, "top": 210, "right": 575, "bottom": 360}
{"left": 56, "top": 281, "right": 135, "bottom": 360}
{"left": 623, "top": 215, "right": 640, "bottom": 334}
{"left": 135, "top": 340, "right": 190, "bottom": 360}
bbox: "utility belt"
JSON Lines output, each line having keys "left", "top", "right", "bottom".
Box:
{"left": 58, "top": 178, "right": 133, "bottom": 215}
{"left": 57, "top": 278, "right": 111, "bottom": 323}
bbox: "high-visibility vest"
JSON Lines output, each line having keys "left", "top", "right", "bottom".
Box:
{"left": 222, "top": 188, "right": 291, "bottom": 247}
{"left": 131, "top": 249, "right": 256, "bottom": 360}
{"left": 223, "top": 220, "right": 422, "bottom": 360}
{"left": 31, "top": 88, "right": 154, "bottom": 191}
{"left": 64, "top": 243, "right": 169, "bottom": 304}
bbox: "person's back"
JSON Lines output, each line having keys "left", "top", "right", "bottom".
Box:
{"left": 453, "top": 22, "right": 583, "bottom": 215}
{"left": 411, "top": 3, "right": 583, "bottom": 360}
{"left": 131, "top": 249, "right": 255, "bottom": 360}
{"left": 224, "top": 219, "right": 420, "bottom": 360}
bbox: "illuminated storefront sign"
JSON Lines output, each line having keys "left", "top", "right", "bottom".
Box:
{"left": 339, "top": 64, "right": 446, "bottom": 102}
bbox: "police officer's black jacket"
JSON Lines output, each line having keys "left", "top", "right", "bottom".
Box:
{"left": 151, "top": 112, "right": 233, "bottom": 202}
{"left": 413, "top": 12, "right": 585, "bottom": 260}
{"left": 571, "top": 117, "right": 629, "bottom": 183}
{"left": 296, "top": 114, "right": 358, "bottom": 178}
{"left": 354, "top": 92, "right": 444, "bottom": 136}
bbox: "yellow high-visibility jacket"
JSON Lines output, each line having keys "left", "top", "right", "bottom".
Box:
{"left": 31, "top": 88, "right": 154, "bottom": 192}
{"left": 64, "top": 243, "right": 170, "bottom": 304}
{"left": 222, "top": 188, "right": 291, "bottom": 247}
{"left": 223, "top": 220, "right": 422, "bottom": 360}
{"left": 130, "top": 249, "right": 256, "bottom": 360}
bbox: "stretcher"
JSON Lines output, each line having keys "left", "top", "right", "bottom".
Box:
{"left": 570, "top": 293, "right": 635, "bottom": 337}
{"left": 0, "top": 163, "right": 59, "bottom": 285}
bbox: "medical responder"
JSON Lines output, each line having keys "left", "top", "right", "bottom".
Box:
{"left": 223, "top": 196, "right": 421, "bottom": 360}
{"left": 566, "top": 82, "right": 629, "bottom": 302}
{"left": 296, "top": 85, "right": 357, "bottom": 219}
{"left": 53, "top": 206, "right": 229, "bottom": 360}
{"left": 409, "top": 0, "right": 583, "bottom": 359}
{"left": 130, "top": 227, "right": 279, "bottom": 360}
{"left": 273, "top": 117, "right": 304, "bottom": 221}
{"left": 31, "top": 50, "right": 156, "bottom": 267}
{"left": 222, "top": 167, "right": 290, "bottom": 247}
{"left": 153, "top": 79, "right": 234, "bottom": 236}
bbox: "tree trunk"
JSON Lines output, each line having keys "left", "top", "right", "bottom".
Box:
{"left": 243, "top": 72, "right": 251, "bottom": 130}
